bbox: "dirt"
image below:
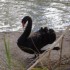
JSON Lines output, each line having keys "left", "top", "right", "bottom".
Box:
{"left": 0, "top": 30, "right": 70, "bottom": 70}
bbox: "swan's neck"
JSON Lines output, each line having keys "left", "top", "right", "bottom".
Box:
{"left": 23, "top": 19, "right": 32, "bottom": 38}
{"left": 20, "top": 18, "right": 32, "bottom": 40}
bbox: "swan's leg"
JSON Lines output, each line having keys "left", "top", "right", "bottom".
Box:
{"left": 34, "top": 53, "right": 39, "bottom": 59}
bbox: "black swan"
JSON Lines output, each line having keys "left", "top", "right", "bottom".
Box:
{"left": 17, "top": 16, "right": 60, "bottom": 58}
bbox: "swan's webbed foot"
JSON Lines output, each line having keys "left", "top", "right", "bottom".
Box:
{"left": 31, "top": 50, "right": 45, "bottom": 60}
{"left": 29, "top": 54, "right": 39, "bottom": 60}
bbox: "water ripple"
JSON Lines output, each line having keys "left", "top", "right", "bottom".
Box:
{"left": 0, "top": 0, "right": 70, "bottom": 32}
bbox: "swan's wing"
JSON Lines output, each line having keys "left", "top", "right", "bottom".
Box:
{"left": 29, "top": 31, "right": 41, "bottom": 38}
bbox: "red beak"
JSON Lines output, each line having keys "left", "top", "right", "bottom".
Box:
{"left": 22, "top": 21, "right": 25, "bottom": 27}
{"left": 22, "top": 23, "right": 25, "bottom": 27}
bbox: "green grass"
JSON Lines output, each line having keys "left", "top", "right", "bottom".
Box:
{"left": 4, "top": 35, "right": 12, "bottom": 70}
{"left": 3, "top": 35, "right": 25, "bottom": 70}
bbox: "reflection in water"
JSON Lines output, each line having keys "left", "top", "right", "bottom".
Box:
{"left": 0, "top": 0, "right": 70, "bottom": 32}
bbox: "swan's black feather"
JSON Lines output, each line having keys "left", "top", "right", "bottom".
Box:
{"left": 17, "top": 16, "right": 57, "bottom": 56}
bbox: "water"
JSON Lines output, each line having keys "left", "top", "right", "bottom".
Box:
{"left": 0, "top": 0, "right": 70, "bottom": 32}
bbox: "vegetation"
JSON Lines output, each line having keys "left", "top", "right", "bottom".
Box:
{"left": 4, "top": 35, "right": 12, "bottom": 70}
{"left": 3, "top": 35, "right": 25, "bottom": 70}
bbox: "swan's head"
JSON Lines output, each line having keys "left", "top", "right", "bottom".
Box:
{"left": 21, "top": 16, "right": 32, "bottom": 27}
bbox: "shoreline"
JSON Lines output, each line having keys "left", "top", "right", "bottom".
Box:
{"left": 0, "top": 31, "right": 70, "bottom": 69}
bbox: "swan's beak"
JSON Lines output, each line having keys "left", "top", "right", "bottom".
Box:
{"left": 22, "top": 21, "right": 25, "bottom": 27}
{"left": 22, "top": 23, "right": 25, "bottom": 27}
